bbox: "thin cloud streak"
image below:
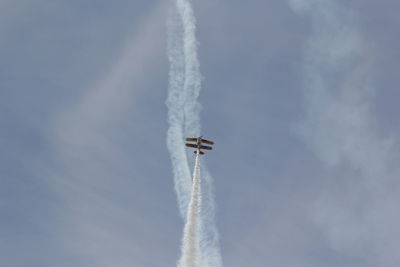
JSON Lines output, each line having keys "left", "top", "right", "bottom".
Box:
{"left": 48, "top": 3, "right": 168, "bottom": 266}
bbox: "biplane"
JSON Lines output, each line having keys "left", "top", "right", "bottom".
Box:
{"left": 185, "top": 136, "right": 214, "bottom": 155}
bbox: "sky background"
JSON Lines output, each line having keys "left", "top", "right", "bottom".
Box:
{"left": 1, "top": 0, "right": 400, "bottom": 266}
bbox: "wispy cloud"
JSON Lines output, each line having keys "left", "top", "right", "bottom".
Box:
{"left": 290, "top": 0, "right": 400, "bottom": 265}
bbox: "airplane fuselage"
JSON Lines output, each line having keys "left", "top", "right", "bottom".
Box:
{"left": 185, "top": 136, "right": 214, "bottom": 155}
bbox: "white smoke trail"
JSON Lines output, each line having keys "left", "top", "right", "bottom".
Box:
{"left": 178, "top": 154, "right": 202, "bottom": 267}
{"left": 166, "top": 0, "right": 223, "bottom": 266}
{"left": 166, "top": 2, "right": 192, "bottom": 218}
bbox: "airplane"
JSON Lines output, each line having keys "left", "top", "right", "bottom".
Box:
{"left": 185, "top": 136, "right": 214, "bottom": 155}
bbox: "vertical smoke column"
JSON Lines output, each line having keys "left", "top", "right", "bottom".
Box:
{"left": 166, "top": 0, "right": 223, "bottom": 266}
{"left": 178, "top": 154, "right": 202, "bottom": 267}
{"left": 166, "top": 0, "right": 192, "bottom": 218}
{"left": 166, "top": 0, "right": 202, "bottom": 218}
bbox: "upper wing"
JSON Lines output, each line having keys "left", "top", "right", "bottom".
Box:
{"left": 186, "top": 143, "right": 198, "bottom": 148}
{"left": 199, "top": 145, "right": 213, "bottom": 150}
{"left": 186, "top": 138, "right": 198, "bottom": 142}
{"left": 201, "top": 139, "right": 214, "bottom": 145}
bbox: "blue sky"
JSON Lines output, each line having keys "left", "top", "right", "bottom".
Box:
{"left": 1, "top": 0, "right": 400, "bottom": 266}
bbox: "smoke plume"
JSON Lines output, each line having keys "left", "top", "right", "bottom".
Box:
{"left": 166, "top": 0, "right": 222, "bottom": 266}
{"left": 178, "top": 154, "right": 202, "bottom": 267}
